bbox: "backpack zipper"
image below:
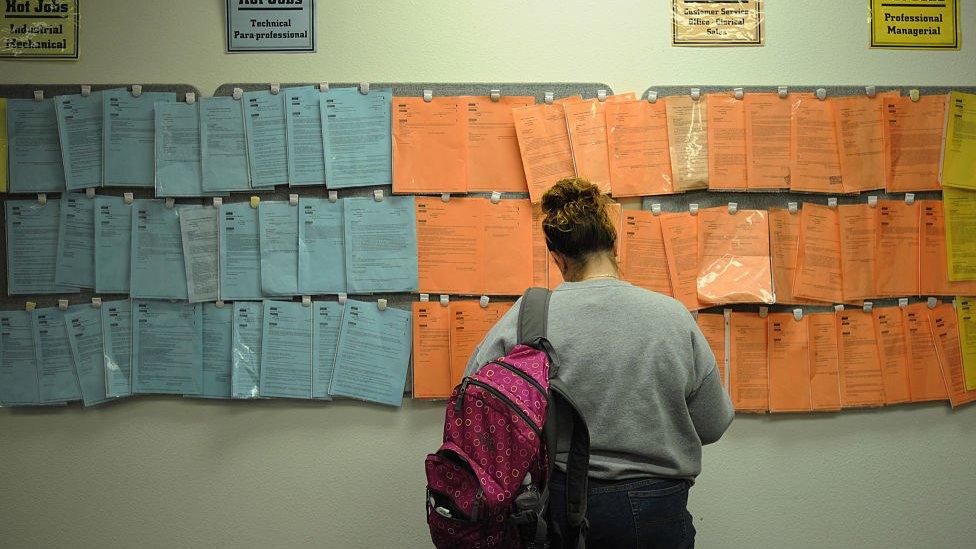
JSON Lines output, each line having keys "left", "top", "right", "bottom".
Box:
{"left": 457, "top": 378, "right": 542, "bottom": 437}
{"left": 493, "top": 360, "right": 548, "bottom": 403}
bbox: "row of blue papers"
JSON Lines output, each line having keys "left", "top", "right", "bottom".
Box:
{"left": 0, "top": 298, "right": 412, "bottom": 407}
{"left": 4, "top": 86, "right": 392, "bottom": 194}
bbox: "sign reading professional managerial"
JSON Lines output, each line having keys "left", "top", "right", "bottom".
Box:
{"left": 0, "top": 0, "right": 78, "bottom": 59}
{"left": 227, "top": 0, "right": 314, "bottom": 53}
{"left": 870, "top": 0, "right": 959, "bottom": 49}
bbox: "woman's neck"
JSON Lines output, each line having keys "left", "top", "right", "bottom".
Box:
{"left": 564, "top": 252, "right": 620, "bottom": 282}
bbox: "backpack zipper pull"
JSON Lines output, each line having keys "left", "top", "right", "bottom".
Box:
{"left": 454, "top": 378, "right": 470, "bottom": 413}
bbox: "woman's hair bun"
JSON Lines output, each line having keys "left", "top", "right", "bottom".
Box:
{"left": 540, "top": 178, "right": 616, "bottom": 259}
{"left": 541, "top": 177, "right": 602, "bottom": 216}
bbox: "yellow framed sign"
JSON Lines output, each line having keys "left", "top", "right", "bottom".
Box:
{"left": 870, "top": 0, "right": 959, "bottom": 49}
{"left": 1, "top": 0, "right": 79, "bottom": 59}
{"left": 672, "top": 0, "right": 763, "bottom": 46}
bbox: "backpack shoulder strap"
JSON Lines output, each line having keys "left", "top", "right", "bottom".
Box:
{"left": 517, "top": 287, "right": 551, "bottom": 347}
{"left": 549, "top": 378, "right": 590, "bottom": 549}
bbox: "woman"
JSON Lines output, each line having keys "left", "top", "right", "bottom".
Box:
{"left": 463, "top": 178, "right": 734, "bottom": 548}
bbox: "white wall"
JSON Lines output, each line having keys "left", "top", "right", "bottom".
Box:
{"left": 2, "top": 1, "right": 976, "bottom": 547}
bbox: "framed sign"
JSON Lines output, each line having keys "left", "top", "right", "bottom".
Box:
{"left": 870, "top": 0, "right": 959, "bottom": 50}
{"left": 0, "top": 0, "right": 79, "bottom": 60}
{"left": 672, "top": 0, "right": 763, "bottom": 46}
{"left": 226, "top": 0, "right": 315, "bottom": 53}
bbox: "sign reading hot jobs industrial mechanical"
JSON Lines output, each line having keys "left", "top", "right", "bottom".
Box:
{"left": 870, "top": 0, "right": 959, "bottom": 49}
{"left": 226, "top": 0, "right": 315, "bottom": 53}
{"left": 0, "top": 0, "right": 78, "bottom": 59}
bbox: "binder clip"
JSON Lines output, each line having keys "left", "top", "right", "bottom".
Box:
{"left": 490, "top": 191, "right": 502, "bottom": 204}
{"left": 359, "top": 82, "right": 370, "bottom": 95}
{"left": 164, "top": 198, "right": 176, "bottom": 209}
{"left": 689, "top": 203, "right": 699, "bottom": 216}
{"left": 758, "top": 307, "right": 768, "bottom": 318}
{"left": 270, "top": 83, "right": 281, "bottom": 95}
{"left": 777, "top": 86, "right": 788, "bottom": 99}
{"left": 863, "top": 301, "right": 873, "bottom": 313}
{"left": 377, "top": 298, "right": 388, "bottom": 311}
{"left": 131, "top": 84, "right": 142, "bottom": 98}
{"left": 439, "top": 295, "right": 450, "bottom": 307}
{"left": 827, "top": 197, "right": 838, "bottom": 208}
{"left": 58, "top": 299, "right": 69, "bottom": 311}
{"left": 909, "top": 89, "right": 920, "bottom": 102}
{"left": 544, "top": 92, "right": 554, "bottom": 105}
{"left": 81, "top": 85, "right": 92, "bottom": 97}
{"left": 212, "top": 197, "right": 222, "bottom": 208}
{"left": 815, "top": 88, "right": 827, "bottom": 101}
{"left": 788, "top": 202, "right": 798, "bottom": 214}
{"left": 328, "top": 191, "right": 338, "bottom": 203}
{"left": 733, "top": 87, "right": 744, "bottom": 100}
{"left": 338, "top": 293, "right": 348, "bottom": 304}
{"left": 123, "top": 192, "right": 134, "bottom": 205}
{"left": 318, "top": 83, "right": 330, "bottom": 92}
{"left": 232, "top": 87, "right": 244, "bottom": 100}
{"left": 867, "top": 195, "right": 878, "bottom": 208}
{"left": 440, "top": 193, "right": 451, "bottom": 203}
{"left": 302, "top": 295, "right": 312, "bottom": 307}
{"left": 85, "top": 187, "right": 96, "bottom": 198}
{"left": 215, "top": 300, "right": 225, "bottom": 309}
{"left": 898, "top": 298, "right": 909, "bottom": 308}
{"left": 490, "top": 89, "right": 501, "bottom": 102}
{"left": 250, "top": 196, "right": 260, "bottom": 209}
{"left": 690, "top": 88, "right": 701, "bottom": 101}
{"left": 422, "top": 89, "right": 433, "bottom": 103}
{"left": 646, "top": 90, "right": 658, "bottom": 103}
{"left": 373, "top": 189, "right": 384, "bottom": 202}
{"left": 479, "top": 296, "right": 490, "bottom": 308}
{"left": 793, "top": 308, "right": 804, "bottom": 321}
{"left": 91, "top": 297, "right": 102, "bottom": 309}
{"left": 834, "top": 304, "right": 844, "bottom": 312}
{"left": 37, "top": 193, "right": 47, "bottom": 205}
{"left": 25, "top": 301, "right": 36, "bottom": 312}
{"left": 597, "top": 89, "right": 607, "bottom": 102}
{"left": 419, "top": 293, "right": 429, "bottom": 302}
{"left": 728, "top": 202, "right": 738, "bottom": 215}
{"left": 865, "top": 85, "right": 877, "bottom": 98}
{"left": 289, "top": 194, "right": 299, "bottom": 206}
{"left": 651, "top": 203, "right": 662, "bottom": 216}
{"left": 185, "top": 92, "right": 196, "bottom": 104}
{"left": 33, "top": 90, "right": 44, "bottom": 101}
{"left": 927, "top": 297, "right": 938, "bottom": 309}
{"left": 905, "top": 193, "right": 915, "bottom": 205}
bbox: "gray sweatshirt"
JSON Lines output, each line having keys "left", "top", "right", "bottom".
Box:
{"left": 464, "top": 278, "right": 734, "bottom": 481}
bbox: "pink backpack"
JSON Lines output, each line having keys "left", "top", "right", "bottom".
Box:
{"left": 425, "top": 288, "right": 591, "bottom": 549}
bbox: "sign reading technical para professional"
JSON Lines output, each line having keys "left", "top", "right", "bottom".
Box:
{"left": 227, "top": 0, "right": 314, "bottom": 53}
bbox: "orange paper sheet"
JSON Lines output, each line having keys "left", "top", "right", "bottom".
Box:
{"left": 620, "top": 210, "right": 672, "bottom": 295}
{"left": 768, "top": 208, "right": 822, "bottom": 306}
{"left": 793, "top": 203, "right": 843, "bottom": 303}
{"left": 706, "top": 93, "right": 747, "bottom": 190}
{"left": 837, "top": 204, "right": 877, "bottom": 302}
{"left": 767, "top": 313, "right": 812, "bottom": 412}
{"left": 483, "top": 199, "right": 534, "bottom": 295}
{"left": 883, "top": 94, "right": 947, "bottom": 193}
{"left": 448, "top": 301, "right": 513, "bottom": 386}
{"left": 531, "top": 205, "right": 549, "bottom": 288}
{"left": 743, "top": 93, "right": 791, "bottom": 190}
{"left": 697, "top": 207, "right": 773, "bottom": 305}
{"left": 729, "top": 312, "right": 768, "bottom": 413}
{"left": 697, "top": 312, "right": 728, "bottom": 389}
{"left": 831, "top": 95, "right": 885, "bottom": 192}
{"left": 790, "top": 95, "right": 846, "bottom": 193}
{"left": 807, "top": 312, "right": 842, "bottom": 411}
{"left": 512, "top": 103, "right": 577, "bottom": 203}
{"left": 929, "top": 303, "right": 976, "bottom": 408}
{"left": 875, "top": 200, "right": 920, "bottom": 297}
{"left": 392, "top": 97, "right": 468, "bottom": 194}
{"left": 660, "top": 212, "right": 705, "bottom": 311}
{"left": 903, "top": 302, "right": 949, "bottom": 403}
{"left": 465, "top": 96, "right": 535, "bottom": 193}
{"left": 607, "top": 92, "right": 638, "bottom": 102}
{"left": 664, "top": 95, "right": 709, "bottom": 191}
{"left": 412, "top": 301, "right": 453, "bottom": 399}
{"left": 836, "top": 309, "right": 886, "bottom": 408}
{"left": 605, "top": 100, "right": 675, "bottom": 197}
{"left": 918, "top": 200, "right": 976, "bottom": 295}
{"left": 872, "top": 307, "right": 912, "bottom": 404}
{"left": 563, "top": 99, "right": 611, "bottom": 193}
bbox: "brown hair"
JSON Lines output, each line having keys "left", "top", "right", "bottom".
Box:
{"left": 541, "top": 178, "right": 616, "bottom": 260}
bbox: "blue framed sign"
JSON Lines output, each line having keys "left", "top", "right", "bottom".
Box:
{"left": 226, "top": 0, "right": 315, "bottom": 53}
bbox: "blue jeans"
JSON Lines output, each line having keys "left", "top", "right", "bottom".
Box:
{"left": 549, "top": 470, "right": 695, "bottom": 548}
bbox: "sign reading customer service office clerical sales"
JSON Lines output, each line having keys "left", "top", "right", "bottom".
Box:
{"left": 672, "top": 0, "right": 763, "bottom": 46}
{"left": 226, "top": 0, "right": 315, "bottom": 53}
{"left": 870, "top": 0, "right": 959, "bottom": 49}
{"left": 0, "top": 0, "right": 79, "bottom": 59}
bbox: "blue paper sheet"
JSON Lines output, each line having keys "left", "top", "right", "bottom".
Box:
{"left": 32, "top": 305, "right": 84, "bottom": 404}
{"left": 155, "top": 101, "right": 208, "bottom": 197}
{"left": 343, "top": 196, "right": 419, "bottom": 293}
{"left": 259, "top": 201, "right": 299, "bottom": 296}
{"left": 232, "top": 301, "right": 263, "bottom": 399}
{"left": 64, "top": 306, "right": 114, "bottom": 407}
{"left": 5, "top": 200, "right": 78, "bottom": 295}
{"left": 6, "top": 98, "right": 66, "bottom": 193}
{"left": 329, "top": 300, "right": 412, "bottom": 407}
{"left": 285, "top": 85, "right": 326, "bottom": 187}
{"left": 260, "top": 300, "right": 312, "bottom": 399}
{"left": 94, "top": 196, "right": 133, "bottom": 294}
{"left": 219, "top": 202, "right": 263, "bottom": 301}
{"left": 242, "top": 90, "right": 288, "bottom": 187}
{"left": 321, "top": 87, "right": 393, "bottom": 188}
{"left": 200, "top": 96, "right": 251, "bottom": 193}
{"left": 312, "top": 301, "right": 343, "bottom": 399}
{"left": 179, "top": 206, "right": 220, "bottom": 303}
{"left": 101, "top": 300, "right": 132, "bottom": 398}
{"left": 55, "top": 193, "right": 96, "bottom": 288}
{"left": 200, "top": 303, "right": 233, "bottom": 399}
{"left": 129, "top": 200, "right": 188, "bottom": 300}
{"left": 298, "top": 197, "right": 346, "bottom": 294}
{"left": 54, "top": 91, "right": 104, "bottom": 190}
{"left": 103, "top": 89, "right": 176, "bottom": 187}
{"left": 0, "top": 310, "right": 40, "bottom": 406}
{"left": 131, "top": 300, "right": 203, "bottom": 395}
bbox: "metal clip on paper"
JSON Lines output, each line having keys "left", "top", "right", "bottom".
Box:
{"left": 788, "top": 202, "right": 798, "bottom": 214}
{"left": 733, "top": 87, "right": 744, "bottom": 100}
{"left": 131, "top": 84, "right": 142, "bottom": 98}
{"left": 690, "top": 88, "right": 701, "bottom": 101}
{"left": 81, "top": 85, "right": 92, "bottom": 97}
{"left": 905, "top": 193, "right": 915, "bottom": 205}
{"left": 490, "top": 191, "right": 502, "bottom": 204}
{"left": 419, "top": 293, "right": 430, "bottom": 302}
{"left": 338, "top": 293, "right": 348, "bottom": 304}
{"left": 490, "top": 89, "right": 501, "bottom": 102}
{"left": 758, "top": 307, "right": 768, "bottom": 318}
{"left": 689, "top": 203, "right": 699, "bottom": 216}
{"left": 867, "top": 195, "right": 878, "bottom": 208}
{"left": 33, "top": 90, "right": 44, "bottom": 101}
{"left": 123, "top": 192, "right": 134, "bottom": 205}
{"left": 909, "top": 89, "right": 920, "bottom": 102}
{"left": 373, "top": 189, "right": 384, "bottom": 202}
{"left": 597, "top": 89, "right": 607, "bottom": 102}
{"left": 25, "top": 301, "right": 36, "bottom": 312}
{"left": 651, "top": 203, "right": 662, "bottom": 216}
{"left": 815, "top": 88, "right": 827, "bottom": 101}
{"left": 91, "top": 297, "right": 102, "bottom": 309}
{"left": 377, "top": 298, "right": 388, "bottom": 311}
{"left": 302, "top": 296, "right": 312, "bottom": 307}
{"left": 898, "top": 298, "right": 909, "bottom": 308}
{"left": 793, "top": 308, "right": 804, "bottom": 321}
{"left": 439, "top": 295, "right": 450, "bottom": 307}
{"left": 423, "top": 89, "right": 433, "bottom": 103}
{"left": 85, "top": 187, "right": 96, "bottom": 198}
{"left": 544, "top": 92, "right": 554, "bottom": 104}
{"left": 834, "top": 304, "right": 844, "bottom": 312}
{"left": 37, "top": 193, "right": 47, "bottom": 205}
{"left": 827, "top": 197, "right": 838, "bottom": 208}
{"left": 250, "top": 196, "right": 260, "bottom": 208}
{"left": 270, "top": 83, "right": 281, "bottom": 95}
{"left": 289, "top": 194, "right": 299, "bottom": 206}
{"left": 359, "top": 82, "right": 370, "bottom": 95}
{"left": 318, "top": 83, "right": 329, "bottom": 92}
{"left": 777, "top": 86, "right": 788, "bottom": 99}
{"left": 927, "top": 297, "right": 938, "bottom": 309}
{"left": 728, "top": 202, "right": 738, "bottom": 215}
{"left": 863, "top": 301, "right": 873, "bottom": 313}
{"left": 58, "top": 299, "right": 69, "bottom": 311}
{"left": 328, "top": 191, "right": 338, "bottom": 203}
{"left": 215, "top": 300, "right": 225, "bottom": 308}
{"left": 164, "top": 198, "right": 176, "bottom": 209}
{"left": 865, "top": 85, "right": 877, "bottom": 98}
{"left": 646, "top": 90, "right": 658, "bottom": 103}
{"left": 185, "top": 92, "right": 196, "bottom": 104}
{"left": 232, "top": 87, "right": 244, "bottom": 100}
{"left": 212, "top": 197, "right": 222, "bottom": 208}
{"left": 479, "top": 296, "right": 490, "bottom": 308}
{"left": 440, "top": 193, "right": 450, "bottom": 203}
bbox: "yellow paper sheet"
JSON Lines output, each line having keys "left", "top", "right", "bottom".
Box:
{"left": 944, "top": 186, "right": 976, "bottom": 282}
{"left": 0, "top": 98, "right": 7, "bottom": 193}
{"left": 664, "top": 95, "right": 708, "bottom": 191}
{"left": 955, "top": 296, "right": 976, "bottom": 391}
{"left": 929, "top": 303, "right": 976, "bottom": 408}
{"left": 918, "top": 200, "right": 976, "bottom": 295}
{"left": 943, "top": 91, "right": 976, "bottom": 190}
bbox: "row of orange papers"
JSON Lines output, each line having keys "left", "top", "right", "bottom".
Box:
{"left": 696, "top": 207, "right": 773, "bottom": 305}
{"left": 412, "top": 299, "right": 514, "bottom": 398}
{"left": 392, "top": 95, "right": 535, "bottom": 195}
{"left": 416, "top": 197, "right": 533, "bottom": 296}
